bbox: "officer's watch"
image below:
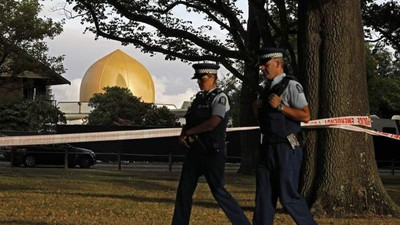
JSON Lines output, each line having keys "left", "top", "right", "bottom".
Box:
{"left": 276, "top": 103, "right": 284, "bottom": 112}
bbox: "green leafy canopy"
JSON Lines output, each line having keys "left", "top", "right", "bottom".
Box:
{"left": 87, "top": 86, "right": 177, "bottom": 127}
{"left": 0, "top": 0, "right": 64, "bottom": 75}
{"left": 0, "top": 99, "right": 66, "bottom": 131}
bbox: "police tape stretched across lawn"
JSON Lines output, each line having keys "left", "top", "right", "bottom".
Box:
{"left": 0, "top": 116, "right": 399, "bottom": 147}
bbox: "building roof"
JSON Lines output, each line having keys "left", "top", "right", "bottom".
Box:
{"left": 79, "top": 49, "right": 155, "bottom": 103}
{"left": 0, "top": 46, "right": 70, "bottom": 86}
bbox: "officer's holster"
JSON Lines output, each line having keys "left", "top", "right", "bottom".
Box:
{"left": 186, "top": 135, "right": 220, "bottom": 155}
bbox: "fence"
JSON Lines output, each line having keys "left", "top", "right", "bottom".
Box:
{"left": 376, "top": 159, "right": 400, "bottom": 175}
{"left": 6, "top": 149, "right": 400, "bottom": 175}
{"left": 7, "top": 150, "right": 242, "bottom": 171}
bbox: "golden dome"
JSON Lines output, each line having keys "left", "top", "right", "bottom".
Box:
{"left": 79, "top": 49, "right": 155, "bottom": 103}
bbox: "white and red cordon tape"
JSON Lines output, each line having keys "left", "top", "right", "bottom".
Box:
{"left": 301, "top": 116, "right": 400, "bottom": 141}
{"left": 0, "top": 116, "right": 398, "bottom": 146}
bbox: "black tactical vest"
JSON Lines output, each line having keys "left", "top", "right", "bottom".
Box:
{"left": 185, "top": 88, "right": 230, "bottom": 151}
{"left": 259, "top": 76, "right": 301, "bottom": 142}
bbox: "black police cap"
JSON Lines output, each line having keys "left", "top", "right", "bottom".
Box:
{"left": 258, "top": 47, "right": 285, "bottom": 65}
{"left": 192, "top": 63, "right": 220, "bottom": 79}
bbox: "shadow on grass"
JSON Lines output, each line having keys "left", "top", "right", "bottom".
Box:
{"left": 0, "top": 183, "right": 36, "bottom": 191}
{"left": 108, "top": 175, "right": 178, "bottom": 187}
{"left": 0, "top": 220, "right": 70, "bottom": 225}
{"left": 37, "top": 191, "right": 290, "bottom": 215}
{"left": 0, "top": 169, "right": 252, "bottom": 197}
{"left": 39, "top": 190, "right": 261, "bottom": 212}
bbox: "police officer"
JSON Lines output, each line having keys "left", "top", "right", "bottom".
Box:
{"left": 171, "top": 63, "right": 250, "bottom": 225}
{"left": 252, "top": 48, "right": 318, "bottom": 225}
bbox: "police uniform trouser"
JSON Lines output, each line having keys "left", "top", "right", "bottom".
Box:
{"left": 253, "top": 142, "right": 318, "bottom": 225}
{"left": 172, "top": 150, "right": 250, "bottom": 225}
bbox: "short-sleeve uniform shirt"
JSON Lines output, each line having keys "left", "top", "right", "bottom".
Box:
{"left": 208, "top": 88, "right": 230, "bottom": 118}
{"left": 270, "top": 73, "right": 308, "bottom": 109}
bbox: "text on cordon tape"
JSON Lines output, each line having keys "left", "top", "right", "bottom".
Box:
{"left": 301, "top": 116, "right": 371, "bottom": 128}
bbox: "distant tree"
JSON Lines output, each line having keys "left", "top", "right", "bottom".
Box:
{"left": 0, "top": 99, "right": 66, "bottom": 131}
{"left": 368, "top": 77, "right": 400, "bottom": 118}
{"left": 0, "top": 0, "right": 64, "bottom": 92}
{"left": 144, "top": 105, "right": 177, "bottom": 127}
{"left": 219, "top": 73, "right": 241, "bottom": 127}
{"left": 368, "top": 45, "right": 398, "bottom": 78}
{"left": 365, "top": 43, "right": 400, "bottom": 117}
{"left": 362, "top": 0, "right": 400, "bottom": 59}
{"left": 365, "top": 43, "right": 379, "bottom": 81}
{"left": 88, "top": 86, "right": 176, "bottom": 127}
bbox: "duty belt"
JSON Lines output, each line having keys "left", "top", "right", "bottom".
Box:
{"left": 263, "top": 133, "right": 301, "bottom": 149}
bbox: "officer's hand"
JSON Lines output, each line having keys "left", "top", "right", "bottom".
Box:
{"left": 268, "top": 94, "right": 282, "bottom": 108}
{"left": 178, "top": 135, "right": 190, "bottom": 148}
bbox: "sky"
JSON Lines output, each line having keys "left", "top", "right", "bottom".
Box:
{"left": 40, "top": 1, "right": 230, "bottom": 109}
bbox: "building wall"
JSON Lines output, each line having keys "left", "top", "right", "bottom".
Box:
{"left": 0, "top": 78, "right": 49, "bottom": 102}
{"left": 0, "top": 80, "right": 24, "bottom": 102}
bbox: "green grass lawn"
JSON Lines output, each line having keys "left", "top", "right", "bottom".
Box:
{"left": 0, "top": 166, "right": 399, "bottom": 225}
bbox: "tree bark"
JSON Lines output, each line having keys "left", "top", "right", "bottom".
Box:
{"left": 298, "top": 0, "right": 400, "bottom": 216}
{"left": 237, "top": 79, "right": 260, "bottom": 175}
{"left": 237, "top": 1, "right": 261, "bottom": 174}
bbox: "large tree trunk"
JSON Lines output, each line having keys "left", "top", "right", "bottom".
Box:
{"left": 298, "top": 0, "right": 400, "bottom": 216}
{"left": 237, "top": 1, "right": 261, "bottom": 174}
{"left": 237, "top": 65, "right": 259, "bottom": 175}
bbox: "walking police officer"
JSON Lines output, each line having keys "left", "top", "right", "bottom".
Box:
{"left": 252, "top": 48, "right": 318, "bottom": 225}
{"left": 171, "top": 63, "right": 250, "bottom": 225}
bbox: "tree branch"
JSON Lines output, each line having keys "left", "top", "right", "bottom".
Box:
{"left": 365, "top": 36, "right": 385, "bottom": 43}
{"left": 51, "top": 2, "right": 88, "bottom": 19}
{"left": 104, "top": 0, "right": 242, "bottom": 59}
{"left": 250, "top": 0, "right": 275, "bottom": 46}
{"left": 220, "top": 59, "right": 246, "bottom": 81}
{"left": 83, "top": 2, "right": 222, "bottom": 62}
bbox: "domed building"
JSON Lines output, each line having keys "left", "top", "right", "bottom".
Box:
{"left": 80, "top": 49, "right": 155, "bottom": 103}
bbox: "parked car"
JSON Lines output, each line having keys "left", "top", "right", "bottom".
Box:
{"left": 2, "top": 143, "right": 96, "bottom": 168}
